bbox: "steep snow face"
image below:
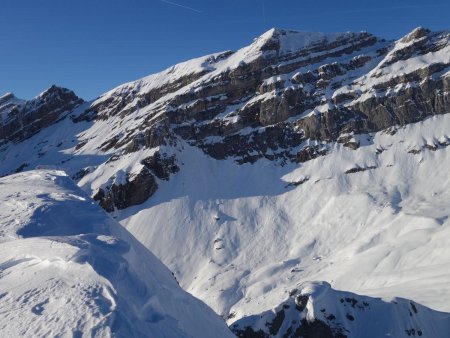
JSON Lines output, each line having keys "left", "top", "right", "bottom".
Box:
{"left": 259, "top": 28, "right": 350, "bottom": 55}
{"left": 95, "top": 28, "right": 352, "bottom": 107}
{"left": 0, "top": 170, "right": 233, "bottom": 338}
{"left": 117, "top": 113, "right": 450, "bottom": 323}
{"left": 95, "top": 52, "right": 229, "bottom": 108}
{"left": 334, "top": 28, "right": 450, "bottom": 104}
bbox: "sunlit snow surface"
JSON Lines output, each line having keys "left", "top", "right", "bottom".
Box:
{"left": 0, "top": 171, "right": 233, "bottom": 337}
{"left": 0, "top": 28, "right": 449, "bottom": 336}
{"left": 115, "top": 114, "right": 450, "bottom": 322}
{"left": 232, "top": 281, "right": 450, "bottom": 337}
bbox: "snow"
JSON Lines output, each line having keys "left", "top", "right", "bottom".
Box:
{"left": 0, "top": 93, "right": 25, "bottom": 125}
{"left": 0, "top": 170, "right": 233, "bottom": 337}
{"left": 95, "top": 52, "right": 224, "bottom": 105}
{"left": 334, "top": 30, "right": 450, "bottom": 104}
{"left": 0, "top": 26, "right": 450, "bottom": 336}
{"left": 1, "top": 103, "right": 450, "bottom": 331}
{"left": 114, "top": 114, "right": 450, "bottom": 322}
{"left": 91, "top": 28, "right": 361, "bottom": 131}
{"left": 273, "top": 29, "right": 349, "bottom": 55}
{"left": 232, "top": 281, "right": 450, "bottom": 337}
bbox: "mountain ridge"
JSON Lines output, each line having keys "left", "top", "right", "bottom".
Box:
{"left": 1, "top": 26, "right": 450, "bottom": 337}
{"left": 0, "top": 170, "right": 234, "bottom": 337}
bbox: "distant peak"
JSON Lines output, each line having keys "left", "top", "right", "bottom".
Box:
{"left": 400, "top": 27, "right": 431, "bottom": 43}
{"left": 0, "top": 92, "right": 15, "bottom": 101}
{"left": 260, "top": 27, "right": 278, "bottom": 37}
{"left": 256, "top": 27, "right": 306, "bottom": 42}
{"left": 253, "top": 28, "right": 366, "bottom": 55}
{"left": 38, "top": 85, "right": 66, "bottom": 97}
{"left": 37, "top": 85, "right": 81, "bottom": 101}
{"left": 29, "top": 85, "right": 85, "bottom": 108}
{"left": 257, "top": 27, "right": 295, "bottom": 38}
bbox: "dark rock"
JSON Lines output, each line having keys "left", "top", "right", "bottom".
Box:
{"left": 75, "top": 140, "right": 88, "bottom": 151}
{"left": 14, "top": 163, "right": 29, "bottom": 173}
{"left": 424, "top": 144, "right": 437, "bottom": 151}
{"left": 405, "top": 328, "right": 416, "bottom": 336}
{"left": 344, "top": 298, "right": 358, "bottom": 308}
{"left": 267, "top": 309, "right": 285, "bottom": 335}
{"left": 408, "top": 148, "right": 422, "bottom": 155}
{"left": 141, "top": 151, "right": 179, "bottom": 180}
{"left": 345, "top": 166, "right": 377, "bottom": 174}
{"left": 93, "top": 167, "right": 157, "bottom": 212}
{"left": 289, "top": 289, "right": 298, "bottom": 297}
{"left": 326, "top": 314, "right": 336, "bottom": 321}
{"left": 342, "top": 140, "right": 359, "bottom": 150}
{"left": 286, "top": 177, "right": 309, "bottom": 187}
{"left": 234, "top": 327, "right": 268, "bottom": 338}
{"left": 0, "top": 86, "right": 84, "bottom": 143}
{"left": 337, "top": 135, "right": 360, "bottom": 150}
{"left": 292, "top": 319, "right": 347, "bottom": 338}
{"left": 295, "top": 295, "right": 309, "bottom": 311}
{"left": 72, "top": 167, "right": 93, "bottom": 181}
{"left": 227, "top": 312, "right": 236, "bottom": 320}
{"left": 296, "top": 146, "right": 327, "bottom": 163}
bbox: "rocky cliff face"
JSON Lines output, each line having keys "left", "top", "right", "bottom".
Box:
{"left": 0, "top": 27, "right": 449, "bottom": 210}
{"left": 64, "top": 28, "right": 447, "bottom": 175}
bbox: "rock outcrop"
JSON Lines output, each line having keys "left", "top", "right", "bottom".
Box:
{"left": 93, "top": 167, "right": 158, "bottom": 212}
{"left": 231, "top": 282, "right": 450, "bottom": 338}
{"left": 0, "top": 86, "right": 84, "bottom": 144}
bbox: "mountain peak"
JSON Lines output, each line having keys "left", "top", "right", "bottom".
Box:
{"left": 0, "top": 93, "right": 21, "bottom": 108}
{"left": 0, "top": 85, "right": 84, "bottom": 143}
{"left": 37, "top": 85, "right": 78, "bottom": 100}
{"left": 400, "top": 26, "right": 431, "bottom": 43}
{"left": 254, "top": 28, "right": 371, "bottom": 55}
{"left": 0, "top": 92, "right": 15, "bottom": 101}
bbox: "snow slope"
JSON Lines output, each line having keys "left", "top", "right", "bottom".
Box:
{"left": 231, "top": 282, "right": 450, "bottom": 338}
{"left": 95, "top": 28, "right": 351, "bottom": 108}
{"left": 0, "top": 170, "right": 233, "bottom": 337}
{"left": 116, "top": 114, "right": 450, "bottom": 323}
{"left": 0, "top": 92, "right": 24, "bottom": 125}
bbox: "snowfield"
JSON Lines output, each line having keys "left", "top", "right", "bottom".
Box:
{"left": 116, "top": 114, "right": 450, "bottom": 323}
{"left": 0, "top": 170, "right": 234, "bottom": 337}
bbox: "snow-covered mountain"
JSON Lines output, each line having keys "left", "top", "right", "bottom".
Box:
{"left": 0, "top": 86, "right": 83, "bottom": 146}
{"left": 1, "top": 27, "right": 450, "bottom": 337}
{"left": 0, "top": 170, "right": 234, "bottom": 337}
{"left": 232, "top": 282, "right": 450, "bottom": 338}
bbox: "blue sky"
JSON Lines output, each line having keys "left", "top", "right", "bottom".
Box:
{"left": 1, "top": 0, "right": 449, "bottom": 100}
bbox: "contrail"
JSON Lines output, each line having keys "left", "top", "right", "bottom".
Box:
{"left": 159, "top": 0, "right": 202, "bottom": 13}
